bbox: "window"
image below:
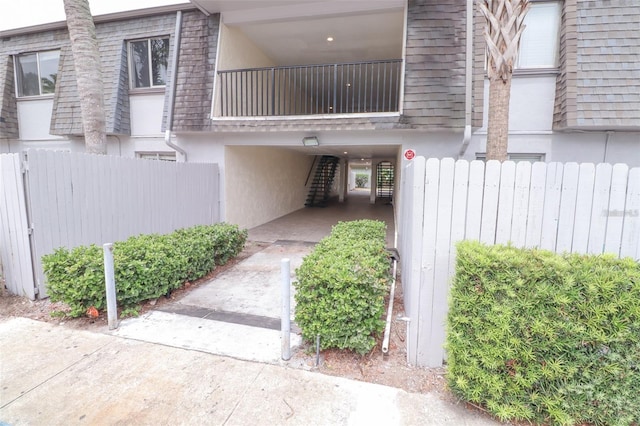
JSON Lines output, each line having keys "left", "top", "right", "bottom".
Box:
{"left": 516, "top": 2, "right": 562, "bottom": 69}
{"left": 129, "top": 37, "right": 170, "bottom": 89}
{"left": 136, "top": 152, "right": 176, "bottom": 161}
{"left": 476, "top": 153, "right": 546, "bottom": 162}
{"left": 14, "top": 50, "right": 60, "bottom": 97}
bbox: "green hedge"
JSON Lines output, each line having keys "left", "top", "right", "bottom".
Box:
{"left": 447, "top": 241, "right": 640, "bottom": 425}
{"left": 294, "top": 220, "right": 391, "bottom": 354}
{"left": 43, "top": 223, "right": 247, "bottom": 317}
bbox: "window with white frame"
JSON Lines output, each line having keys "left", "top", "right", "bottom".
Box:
{"left": 129, "top": 37, "right": 170, "bottom": 89}
{"left": 136, "top": 152, "right": 176, "bottom": 161}
{"left": 516, "top": 1, "right": 562, "bottom": 69}
{"left": 14, "top": 50, "right": 60, "bottom": 97}
{"left": 476, "top": 153, "right": 546, "bottom": 162}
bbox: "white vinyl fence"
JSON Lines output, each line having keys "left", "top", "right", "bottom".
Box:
{"left": 399, "top": 157, "right": 640, "bottom": 367}
{"left": 0, "top": 150, "right": 219, "bottom": 299}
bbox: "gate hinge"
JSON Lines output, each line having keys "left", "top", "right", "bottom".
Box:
{"left": 21, "top": 160, "right": 29, "bottom": 173}
{"left": 33, "top": 287, "right": 39, "bottom": 296}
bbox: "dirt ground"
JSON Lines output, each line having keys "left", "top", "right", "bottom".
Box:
{"left": 0, "top": 241, "right": 461, "bottom": 407}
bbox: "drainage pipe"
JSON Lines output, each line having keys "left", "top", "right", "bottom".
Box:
{"left": 164, "top": 11, "right": 187, "bottom": 161}
{"left": 382, "top": 257, "right": 398, "bottom": 354}
{"left": 458, "top": 0, "right": 474, "bottom": 159}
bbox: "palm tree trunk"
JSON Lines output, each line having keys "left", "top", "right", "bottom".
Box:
{"left": 486, "top": 77, "right": 511, "bottom": 162}
{"left": 63, "top": 0, "right": 107, "bottom": 155}
{"left": 479, "top": 0, "right": 530, "bottom": 162}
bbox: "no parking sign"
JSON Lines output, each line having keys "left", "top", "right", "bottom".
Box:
{"left": 404, "top": 149, "right": 416, "bottom": 160}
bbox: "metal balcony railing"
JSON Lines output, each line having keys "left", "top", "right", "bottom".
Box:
{"left": 217, "top": 59, "right": 402, "bottom": 117}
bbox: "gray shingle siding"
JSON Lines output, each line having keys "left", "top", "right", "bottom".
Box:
{"left": 171, "top": 12, "right": 220, "bottom": 132}
{"left": 472, "top": 10, "right": 485, "bottom": 129}
{"left": 51, "top": 14, "right": 177, "bottom": 136}
{"left": 402, "top": 0, "right": 466, "bottom": 130}
{"left": 0, "top": 56, "right": 18, "bottom": 139}
{"left": 0, "top": 28, "right": 69, "bottom": 139}
{"left": 554, "top": 0, "right": 640, "bottom": 129}
{"left": 0, "top": 13, "right": 180, "bottom": 138}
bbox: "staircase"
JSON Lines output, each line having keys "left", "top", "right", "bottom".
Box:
{"left": 305, "top": 155, "right": 339, "bottom": 207}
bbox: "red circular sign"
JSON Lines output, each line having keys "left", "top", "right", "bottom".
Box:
{"left": 404, "top": 149, "right": 416, "bottom": 160}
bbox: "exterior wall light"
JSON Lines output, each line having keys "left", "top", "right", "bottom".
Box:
{"left": 302, "top": 136, "right": 319, "bottom": 146}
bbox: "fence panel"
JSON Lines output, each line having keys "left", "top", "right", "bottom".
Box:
{"left": 401, "top": 158, "right": 640, "bottom": 367}
{"left": 588, "top": 163, "right": 613, "bottom": 254}
{"left": 400, "top": 157, "right": 426, "bottom": 365}
{"left": 525, "top": 163, "right": 547, "bottom": 248}
{"left": 0, "top": 154, "right": 35, "bottom": 299}
{"left": 0, "top": 150, "right": 219, "bottom": 299}
{"left": 603, "top": 164, "right": 629, "bottom": 255}
{"left": 573, "top": 163, "right": 596, "bottom": 252}
{"left": 620, "top": 168, "right": 640, "bottom": 259}
{"left": 556, "top": 163, "right": 579, "bottom": 252}
{"left": 417, "top": 158, "right": 440, "bottom": 365}
{"left": 495, "top": 161, "right": 516, "bottom": 244}
{"left": 540, "top": 163, "right": 563, "bottom": 251}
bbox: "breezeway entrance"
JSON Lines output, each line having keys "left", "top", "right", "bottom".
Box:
{"left": 247, "top": 189, "right": 396, "bottom": 247}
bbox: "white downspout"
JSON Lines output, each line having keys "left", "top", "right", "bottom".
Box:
{"left": 165, "top": 11, "right": 187, "bottom": 161}
{"left": 458, "top": 0, "right": 474, "bottom": 158}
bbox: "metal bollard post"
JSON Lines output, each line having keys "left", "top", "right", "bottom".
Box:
{"left": 281, "top": 258, "right": 291, "bottom": 360}
{"left": 103, "top": 243, "right": 118, "bottom": 330}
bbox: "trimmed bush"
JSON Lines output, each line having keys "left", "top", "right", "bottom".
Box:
{"left": 43, "top": 223, "right": 247, "bottom": 317}
{"left": 355, "top": 173, "right": 368, "bottom": 188}
{"left": 447, "top": 240, "right": 640, "bottom": 425}
{"left": 294, "top": 220, "right": 391, "bottom": 354}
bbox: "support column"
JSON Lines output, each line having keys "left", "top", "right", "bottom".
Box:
{"left": 370, "top": 160, "right": 377, "bottom": 204}
{"left": 339, "top": 158, "right": 347, "bottom": 202}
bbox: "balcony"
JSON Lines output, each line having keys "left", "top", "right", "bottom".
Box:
{"left": 217, "top": 59, "right": 402, "bottom": 118}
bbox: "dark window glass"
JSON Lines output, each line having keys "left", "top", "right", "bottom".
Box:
{"left": 130, "top": 40, "right": 150, "bottom": 88}
{"left": 16, "top": 53, "right": 40, "bottom": 97}
{"left": 151, "top": 38, "right": 169, "bottom": 86}
{"left": 39, "top": 51, "right": 59, "bottom": 94}
{"left": 130, "top": 37, "right": 169, "bottom": 88}
{"left": 15, "top": 51, "right": 59, "bottom": 97}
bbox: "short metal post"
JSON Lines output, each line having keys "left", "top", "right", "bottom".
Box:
{"left": 281, "top": 258, "right": 291, "bottom": 361}
{"left": 103, "top": 243, "right": 118, "bottom": 330}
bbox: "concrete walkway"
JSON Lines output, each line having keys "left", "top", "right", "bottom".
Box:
{"left": 111, "top": 240, "right": 311, "bottom": 364}
{"left": 249, "top": 191, "right": 396, "bottom": 246}
{"left": 0, "top": 318, "right": 501, "bottom": 426}
{"left": 1, "top": 196, "right": 502, "bottom": 425}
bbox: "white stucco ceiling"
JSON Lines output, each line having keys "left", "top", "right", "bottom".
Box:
{"left": 191, "top": 0, "right": 405, "bottom": 65}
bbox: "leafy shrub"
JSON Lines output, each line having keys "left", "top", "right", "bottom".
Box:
{"left": 43, "top": 223, "right": 247, "bottom": 317}
{"left": 447, "top": 241, "right": 640, "bottom": 425}
{"left": 294, "top": 220, "right": 391, "bottom": 354}
{"left": 355, "top": 173, "right": 368, "bottom": 188}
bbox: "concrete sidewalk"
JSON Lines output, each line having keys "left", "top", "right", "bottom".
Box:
{"left": 0, "top": 317, "right": 501, "bottom": 426}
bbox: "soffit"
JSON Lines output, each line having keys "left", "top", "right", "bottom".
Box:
{"left": 191, "top": 0, "right": 405, "bottom": 65}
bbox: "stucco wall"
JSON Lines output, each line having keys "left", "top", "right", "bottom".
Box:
{"left": 461, "top": 131, "right": 640, "bottom": 167}
{"left": 224, "top": 146, "right": 314, "bottom": 229}
{"left": 16, "top": 99, "right": 64, "bottom": 141}
{"left": 482, "top": 75, "right": 558, "bottom": 132}
{"left": 130, "top": 94, "right": 165, "bottom": 136}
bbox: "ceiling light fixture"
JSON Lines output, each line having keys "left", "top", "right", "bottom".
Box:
{"left": 302, "top": 136, "right": 319, "bottom": 147}
{"left": 326, "top": 36, "right": 334, "bottom": 42}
